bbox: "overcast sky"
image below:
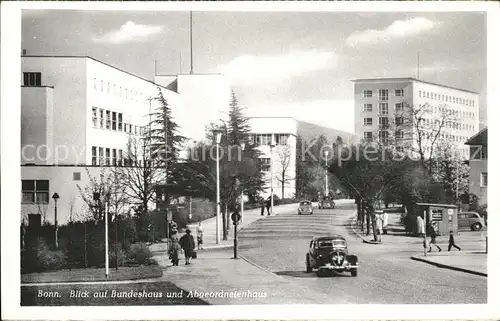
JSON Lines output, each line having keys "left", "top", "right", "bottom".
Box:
{"left": 21, "top": 10, "right": 487, "bottom": 132}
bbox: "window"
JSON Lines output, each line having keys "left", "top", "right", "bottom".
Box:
{"left": 363, "top": 118, "right": 373, "bottom": 126}
{"left": 125, "top": 89, "right": 128, "bottom": 99}
{"left": 118, "top": 113, "right": 123, "bottom": 131}
{"left": 260, "top": 158, "right": 271, "bottom": 172}
{"left": 379, "top": 131, "right": 389, "bottom": 144}
{"left": 480, "top": 172, "right": 487, "bottom": 187}
{"left": 99, "top": 109, "right": 104, "bottom": 129}
{"left": 112, "top": 149, "right": 117, "bottom": 166}
{"left": 379, "top": 117, "right": 389, "bottom": 129}
{"left": 378, "top": 89, "right": 388, "bottom": 101}
{"left": 363, "top": 90, "right": 372, "bottom": 98}
{"left": 120, "top": 86, "right": 123, "bottom": 97}
{"left": 276, "top": 134, "right": 289, "bottom": 145}
{"left": 107, "top": 82, "right": 110, "bottom": 93}
{"left": 261, "top": 134, "right": 272, "bottom": 145}
{"left": 106, "top": 110, "right": 111, "bottom": 130}
{"left": 21, "top": 180, "right": 49, "bottom": 204}
{"left": 135, "top": 125, "right": 139, "bottom": 135}
{"left": 23, "top": 72, "right": 41, "bottom": 86}
{"left": 363, "top": 132, "right": 373, "bottom": 141}
{"left": 395, "top": 102, "right": 404, "bottom": 112}
{"left": 105, "top": 148, "right": 110, "bottom": 166}
{"left": 129, "top": 123, "right": 133, "bottom": 134}
{"left": 395, "top": 89, "right": 404, "bottom": 97}
{"left": 94, "top": 78, "right": 97, "bottom": 90}
{"left": 99, "top": 147, "right": 104, "bottom": 165}
{"left": 73, "top": 172, "right": 81, "bottom": 181}
{"left": 124, "top": 123, "right": 129, "bottom": 133}
{"left": 363, "top": 104, "right": 373, "bottom": 112}
{"left": 395, "top": 130, "right": 404, "bottom": 139}
{"left": 100, "top": 80, "right": 104, "bottom": 92}
{"left": 92, "top": 107, "right": 98, "bottom": 127}
{"left": 118, "top": 150, "right": 123, "bottom": 166}
{"left": 112, "top": 112, "right": 117, "bottom": 130}
{"left": 378, "top": 103, "right": 388, "bottom": 115}
{"left": 419, "top": 90, "right": 422, "bottom": 97}
{"left": 92, "top": 146, "right": 97, "bottom": 165}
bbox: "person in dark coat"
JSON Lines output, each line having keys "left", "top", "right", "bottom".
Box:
{"left": 179, "top": 229, "right": 196, "bottom": 265}
{"left": 265, "top": 197, "right": 272, "bottom": 215}
{"left": 448, "top": 231, "right": 461, "bottom": 251}
{"left": 261, "top": 200, "right": 265, "bottom": 216}
{"left": 428, "top": 226, "right": 442, "bottom": 252}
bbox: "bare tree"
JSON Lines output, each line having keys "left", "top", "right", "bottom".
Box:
{"left": 274, "top": 145, "right": 294, "bottom": 199}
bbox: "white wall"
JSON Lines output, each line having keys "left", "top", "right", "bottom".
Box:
{"left": 22, "top": 57, "right": 88, "bottom": 165}
{"left": 21, "top": 87, "right": 54, "bottom": 164}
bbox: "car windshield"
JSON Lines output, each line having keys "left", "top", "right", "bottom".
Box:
{"left": 318, "top": 240, "right": 346, "bottom": 248}
{"left": 322, "top": 197, "right": 330, "bottom": 200}
{"left": 300, "top": 201, "right": 311, "bottom": 206}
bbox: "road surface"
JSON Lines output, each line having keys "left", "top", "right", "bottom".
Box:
{"left": 238, "top": 201, "right": 487, "bottom": 304}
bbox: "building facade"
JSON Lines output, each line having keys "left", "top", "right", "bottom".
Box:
{"left": 465, "top": 128, "right": 487, "bottom": 206}
{"left": 248, "top": 117, "right": 354, "bottom": 199}
{"left": 353, "top": 78, "right": 480, "bottom": 157}
{"left": 21, "top": 55, "right": 182, "bottom": 225}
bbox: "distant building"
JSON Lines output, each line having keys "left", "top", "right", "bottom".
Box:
{"left": 465, "top": 128, "right": 487, "bottom": 205}
{"left": 352, "top": 77, "right": 480, "bottom": 157}
{"left": 248, "top": 117, "right": 353, "bottom": 199}
{"left": 21, "top": 55, "right": 181, "bottom": 225}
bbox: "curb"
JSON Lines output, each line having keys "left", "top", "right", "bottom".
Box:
{"left": 240, "top": 255, "right": 283, "bottom": 280}
{"left": 350, "top": 214, "right": 382, "bottom": 245}
{"left": 410, "top": 256, "right": 487, "bottom": 277}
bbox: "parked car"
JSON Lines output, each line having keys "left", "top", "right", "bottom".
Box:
{"left": 318, "top": 196, "right": 335, "bottom": 209}
{"left": 458, "top": 212, "right": 485, "bottom": 231}
{"left": 305, "top": 235, "right": 358, "bottom": 277}
{"left": 298, "top": 200, "right": 313, "bottom": 215}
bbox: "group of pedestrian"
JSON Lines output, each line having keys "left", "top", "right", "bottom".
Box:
{"left": 260, "top": 197, "right": 273, "bottom": 216}
{"left": 428, "top": 224, "right": 461, "bottom": 253}
{"left": 169, "top": 222, "right": 204, "bottom": 266}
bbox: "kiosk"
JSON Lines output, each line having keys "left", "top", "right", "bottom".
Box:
{"left": 416, "top": 203, "right": 458, "bottom": 235}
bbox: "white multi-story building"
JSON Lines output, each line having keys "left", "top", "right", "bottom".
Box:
{"left": 353, "top": 77, "right": 480, "bottom": 157}
{"left": 249, "top": 117, "right": 354, "bottom": 199}
{"left": 21, "top": 55, "right": 182, "bottom": 224}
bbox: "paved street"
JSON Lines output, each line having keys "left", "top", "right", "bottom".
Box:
{"left": 239, "top": 201, "right": 487, "bottom": 304}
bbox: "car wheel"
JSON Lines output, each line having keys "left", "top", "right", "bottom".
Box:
{"left": 306, "top": 256, "right": 312, "bottom": 273}
{"left": 471, "top": 222, "right": 482, "bottom": 231}
{"left": 351, "top": 269, "right": 358, "bottom": 277}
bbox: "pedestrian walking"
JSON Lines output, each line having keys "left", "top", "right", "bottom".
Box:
{"left": 196, "top": 222, "right": 204, "bottom": 250}
{"left": 260, "top": 200, "right": 265, "bottom": 216}
{"left": 169, "top": 238, "right": 182, "bottom": 266}
{"left": 382, "top": 210, "right": 389, "bottom": 235}
{"left": 179, "top": 229, "right": 196, "bottom": 265}
{"left": 428, "top": 226, "right": 442, "bottom": 252}
{"left": 448, "top": 231, "right": 461, "bottom": 251}
{"left": 266, "top": 197, "right": 272, "bottom": 215}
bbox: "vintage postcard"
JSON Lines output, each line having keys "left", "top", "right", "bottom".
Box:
{"left": 1, "top": 1, "right": 498, "bottom": 320}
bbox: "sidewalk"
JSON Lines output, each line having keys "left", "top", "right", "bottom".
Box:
{"left": 411, "top": 251, "right": 487, "bottom": 277}
{"left": 350, "top": 211, "right": 487, "bottom": 276}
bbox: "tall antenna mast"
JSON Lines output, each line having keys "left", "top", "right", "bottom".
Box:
{"left": 190, "top": 11, "right": 194, "bottom": 74}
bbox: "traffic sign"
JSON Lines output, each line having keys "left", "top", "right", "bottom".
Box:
{"left": 231, "top": 212, "right": 241, "bottom": 223}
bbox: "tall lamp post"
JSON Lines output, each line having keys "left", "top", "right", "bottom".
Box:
{"left": 270, "top": 137, "right": 276, "bottom": 215}
{"left": 213, "top": 129, "right": 223, "bottom": 244}
{"left": 324, "top": 150, "right": 329, "bottom": 196}
{"left": 240, "top": 142, "right": 246, "bottom": 224}
{"left": 52, "top": 193, "right": 60, "bottom": 249}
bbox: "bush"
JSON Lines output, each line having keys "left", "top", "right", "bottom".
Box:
{"left": 109, "top": 245, "right": 127, "bottom": 268}
{"left": 127, "top": 242, "right": 152, "bottom": 265}
{"left": 22, "top": 237, "right": 67, "bottom": 273}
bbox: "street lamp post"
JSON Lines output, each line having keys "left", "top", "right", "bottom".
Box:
{"left": 231, "top": 211, "right": 242, "bottom": 259}
{"left": 270, "top": 137, "right": 276, "bottom": 215}
{"left": 213, "top": 129, "right": 223, "bottom": 244}
{"left": 240, "top": 142, "right": 246, "bottom": 224}
{"left": 324, "top": 150, "right": 329, "bottom": 196}
{"left": 104, "top": 197, "right": 109, "bottom": 278}
{"left": 52, "top": 193, "right": 60, "bottom": 249}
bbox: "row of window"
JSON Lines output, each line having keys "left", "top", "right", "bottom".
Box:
{"left": 363, "top": 117, "right": 393, "bottom": 127}
{"left": 23, "top": 72, "right": 42, "bottom": 86}
{"left": 92, "top": 107, "right": 146, "bottom": 135}
{"left": 93, "top": 77, "right": 151, "bottom": 103}
{"left": 364, "top": 116, "right": 476, "bottom": 133}
{"left": 418, "top": 90, "right": 475, "bottom": 107}
{"left": 362, "top": 89, "right": 404, "bottom": 100}
{"left": 249, "top": 134, "right": 289, "bottom": 146}
{"left": 363, "top": 130, "right": 470, "bottom": 145}
{"left": 420, "top": 104, "right": 476, "bottom": 120}
{"left": 259, "top": 158, "right": 271, "bottom": 172}
{"left": 363, "top": 130, "right": 404, "bottom": 142}
{"left": 91, "top": 146, "right": 124, "bottom": 166}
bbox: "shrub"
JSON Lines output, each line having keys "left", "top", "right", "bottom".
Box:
{"left": 108, "top": 245, "right": 127, "bottom": 268}
{"left": 127, "top": 242, "right": 152, "bottom": 265}
{"left": 22, "top": 237, "right": 67, "bottom": 273}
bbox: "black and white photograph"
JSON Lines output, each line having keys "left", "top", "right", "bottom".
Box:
{"left": 1, "top": 1, "right": 499, "bottom": 320}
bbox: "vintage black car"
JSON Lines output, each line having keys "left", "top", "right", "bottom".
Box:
{"left": 318, "top": 196, "right": 335, "bottom": 209}
{"left": 305, "top": 235, "right": 358, "bottom": 277}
